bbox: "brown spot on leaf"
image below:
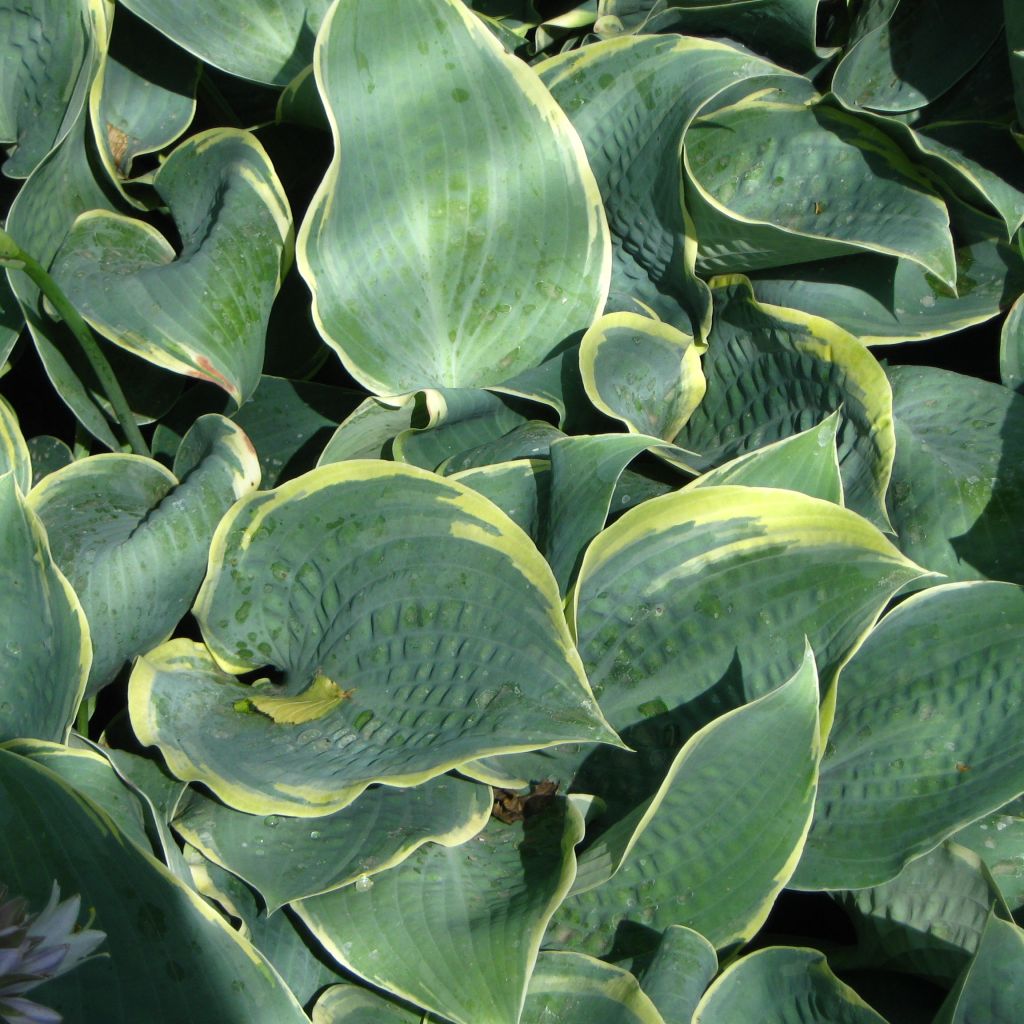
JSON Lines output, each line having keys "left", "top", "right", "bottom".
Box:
{"left": 106, "top": 123, "right": 130, "bottom": 175}
{"left": 491, "top": 780, "right": 559, "bottom": 824}
{"left": 955, "top": 761, "right": 972, "bottom": 773}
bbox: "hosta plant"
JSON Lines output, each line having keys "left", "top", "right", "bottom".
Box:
{"left": 2, "top": 0, "right": 1024, "bottom": 1022}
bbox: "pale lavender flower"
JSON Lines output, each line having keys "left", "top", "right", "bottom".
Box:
{"left": 0, "top": 883, "right": 106, "bottom": 1024}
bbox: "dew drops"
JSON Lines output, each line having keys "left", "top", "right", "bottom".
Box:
{"left": 355, "top": 874, "right": 374, "bottom": 892}
{"left": 309, "top": 830, "right": 321, "bottom": 841}
{"left": 264, "top": 815, "right": 280, "bottom": 828}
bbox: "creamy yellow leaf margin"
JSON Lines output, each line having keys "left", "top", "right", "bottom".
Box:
{"left": 570, "top": 483, "right": 929, "bottom": 737}
{"left": 0, "top": 396, "right": 31, "bottom": 494}
{"left": 686, "top": 97, "right": 956, "bottom": 287}
{"left": 297, "top": 0, "right": 611, "bottom": 393}
{"left": 580, "top": 312, "right": 707, "bottom": 441}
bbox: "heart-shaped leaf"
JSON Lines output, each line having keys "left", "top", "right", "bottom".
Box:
{"left": 29, "top": 414, "right": 260, "bottom": 695}
{"left": 298, "top": 0, "right": 610, "bottom": 393}
{"left": 496, "top": 482, "right": 923, "bottom": 817}
{"left": 52, "top": 128, "right": 292, "bottom": 405}
{"left": 130, "top": 461, "right": 618, "bottom": 815}
{"left": 92, "top": 8, "right": 199, "bottom": 187}
{"left": 580, "top": 313, "right": 705, "bottom": 441}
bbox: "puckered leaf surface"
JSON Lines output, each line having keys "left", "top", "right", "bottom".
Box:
{"left": 795, "top": 582, "right": 1024, "bottom": 890}
{"left": 130, "top": 461, "right": 618, "bottom": 815}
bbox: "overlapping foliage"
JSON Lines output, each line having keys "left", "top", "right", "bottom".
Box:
{"left": 2, "top": 1, "right": 1023, "bottom": 1022}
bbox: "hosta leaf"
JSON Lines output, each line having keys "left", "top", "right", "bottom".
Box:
{"left": 834, "top": 843, "right": 1009, "bottom": 986}
{"left": 0, "top": 394, "right": 30, "bottom": 493}
{"left": 499, "top": 482, "right": 923, "bottom": 814}
{"left": 231, "top": 377, "right": 361, "bottom": 486}
{"left": 548, "top": 647, "right": 819, "bottom": 953}
{"left": 119, "top": 0, "right": 331, "bottom": 86}
{"left": 580, "top": 313, "right": 705, "bottom": 441}
{"left": 298, "top": 0, "right": 609, "bottom": 393}
{"left": 5, "top": 109, "right": 177, "bottom": 448}
{"left": 319, "top": 388, "right": 531, "bottom": 470}
{"left": 831, "top": 0, "right": 1003, "bottom": 113}
{"left": 174, "top": 774, "right": 492, "bottom": 911}
{"left": 692, "top": 947, "right": 889, "bottom": 1024}
{"left": 686, "top": 98, "right": 955, "bottom": 286}
{"left": 151, "top": 375, "right": 361, "bottom": 488}
{"left": 934, "top": 913, "right": 1024, "bottom": 1024}
{"left": 953, "top": 800, "right": 1024, "bottom": 912}
{"left": 0, "top": 473, "right": 89, "bottom": 743}
{"left": 276, "top": 65, "right": 327, "bottom": 132}
{"left": 1001, "top": 292, "right": 1024, "bottom": 391}
{"left": 26, "top": 435, "right": 74, "bottom": 487}
{"left": 794, "top": 582, "right": 1024, "bottom": 890}
{"left": 673, "top": 278, "right": 894, "bottom": 528}
{"left": 91, "top": 741, "right": 190, "bottom": 882}
{"left": 913, "top": 122, "right": 1024, "bottom": 240}
{"left": 627, "top": 926, "right": 718, "bottom": 1024}
{"left": 247, "top": 908, "right": 343, "bottom": 1009}
{"left": 4, "top": 739, "right": 152, "bottom": 852}
{"left": 131, "top": 462, "right": 617, "bottom": 816}
{"left": 0, "top": 0, "right": 108, "bottom": 178}
{"left": 91, "top": 8, "right": 199, "bottom": 186}
{"left": 29, "top": 415, "right": 260, "bottom": 695}
{"left": 521, "top": 952, "right": 666, "bottom": 1024}
{"left": 686, "top": 410, "right": 843, "bottom": 505}
{"left": 885, "top": 364, "right": 1024, "bottom": 586}
{"left": 296, "top": 798, "right": 585, "bottom": 1024}
{"left": 312, "top": 985, "right": 424, "bottom": 1024}
{"left": 0, "top": 748, "right": 309, "bottom": 1023}
{"left": 539, "top": 35, "right": 809, "bottom": 339}
{"left": 315, "top": 393, "right": 422, "bottom": 464}
{"left": 52, "top": 128, "right": 292, "bottom": 405}
{"left": 182, "top": 843, "right": 344, "bottom": 1003}
{"left": 451, "top": 460, "right": 550, "bottom": 546}
{"left": 747, "top": 203, "right": 1024, "bottom": 345}
{"left": 546, "top": 433, "right": 675, "bottom": 594}
{"left": 0, "top": 269, "right": 21, "bottom": 366}
{"left": 635, "top": 0, "right": 831, "bottom": 67}
{"left": 439, "top": 420, "right": 566, "bottom": 475}
{"left": 314, "top": 957, "right": 670, "bottom": 1024}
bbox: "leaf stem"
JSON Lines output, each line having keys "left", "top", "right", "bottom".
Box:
{"left": 0, "top": 230, "right": 150, "bottom": 457}
{"left": 75, "top": 696, "right": 94, "bottom": 738}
